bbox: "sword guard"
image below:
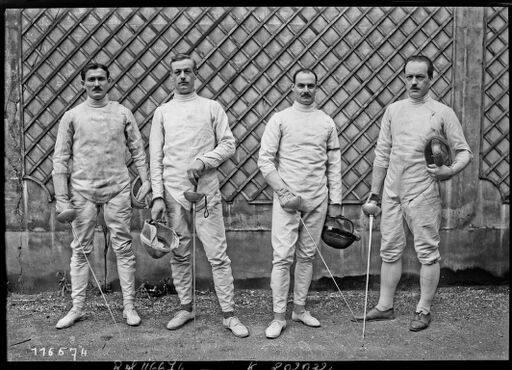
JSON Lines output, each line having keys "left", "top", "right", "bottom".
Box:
{"left": 184, "top": 191, "right": 205, "bottom": 204}
{"left": 184, "top": 190, "right": 209, "bottom": 218}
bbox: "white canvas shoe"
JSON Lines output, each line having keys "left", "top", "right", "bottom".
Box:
{"left": 166, "top": 310, "right": 195, "bottom": 330}
{"left": 265, "top": 319, "right": 286, "bottom": 339}
{"left": 123, "top": 304, "right": 141, "bottom": 326}
{"left": 56, "top": 307, "right": 85, "bottom": 329}
{"left": 292, "top": 310, "right": 321, "bottom": 327}
{"left": 223, "top": 316, "right": 249, "bottom": 338}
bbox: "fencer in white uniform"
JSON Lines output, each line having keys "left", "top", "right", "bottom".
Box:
{"left": 258, "top": 68, "right": 343, "bottom": 339}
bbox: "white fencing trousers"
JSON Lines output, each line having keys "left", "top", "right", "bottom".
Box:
{"left": 69, "top": 185, "right": 136, "bottom": 309}
{"left": 270, "top": 195, "right": 328, "bottom": 313}
{"left": 163, "top": 190, "right": 235, "bottom": 313}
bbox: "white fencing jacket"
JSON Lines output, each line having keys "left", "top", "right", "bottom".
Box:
{"left": 374, "top": 95, "right": 473, "bottom": 201}
{"left": 258, "top": 101, "right": 342, "bottom": 211}
{"left": 53, "top": 97, "right": 147, "bottom": 203}
{"left": 149, "top": 92, "right": 235, "bottom": 209}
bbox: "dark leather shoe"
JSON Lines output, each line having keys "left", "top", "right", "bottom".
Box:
{"left": 409, "top": 312, "right": 431, "bottom": 332}
{"left": 351, "top": 306, "right": 395, "bottom": 322}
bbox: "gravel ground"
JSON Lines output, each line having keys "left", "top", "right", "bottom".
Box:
{"left": 6, "top": 283, "right": 509, "bottom": 364}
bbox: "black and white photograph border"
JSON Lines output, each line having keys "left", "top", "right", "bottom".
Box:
{"left": 3, "top": 2, "right": 509, "bottom": 367}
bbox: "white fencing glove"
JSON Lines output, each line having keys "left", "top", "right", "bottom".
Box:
{"left": 327, "top": 204, "right": 342, "bottom": 217}
{"left": 276, "top": 188, "right": 302, "bottom": 212}
{"left": 53, "top": 173, "right": 72, "bottom": 214}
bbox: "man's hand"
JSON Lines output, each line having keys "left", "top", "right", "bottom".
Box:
{"left": 56, "top": 200, "right": 72, "bottom": 215}
{"left": 56, "top": 207, "right": 77, "bottom": 223}
{"left": 56, "top": 201, "right": 76, "bottom": 223}
{"left": 426, "top": 164, "right": 453, "bottom": 181}
{"left": 276, "top": 188, "right": 302, "bottom": 212}
{"left": 187, "top": 159, "right": 205, "bottom": 186}
{"left": 53, "top": 173, "right": 71, "bottom": 214}
{"left": 327, "top": 204, "right": 342, "bottom": 217}
{"left": 362, "top": 193, "right": 381, "bottom": 217}
{"left": 136, "top": 180, "right": 152, "bottom": 206}
{"left": 151, "top": 198, "right": 166, "bottom": 221}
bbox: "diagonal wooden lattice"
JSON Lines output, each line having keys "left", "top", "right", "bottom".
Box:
{"left": 481, "top": 7, "right": 509, "bottom": 203}
{"left": 20, "top": 7, "right": 455, "bottom": 204}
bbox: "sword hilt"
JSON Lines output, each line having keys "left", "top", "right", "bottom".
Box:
{"left": 184, "top": 185, "right": 209, "bottom": 218}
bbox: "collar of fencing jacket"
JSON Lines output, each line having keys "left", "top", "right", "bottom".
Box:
{"left": 173, "top": 91, "right": 198, "bottom": 102}
{"left": 292, "top": 101, "right": 317, "bottom": 112}
{"left": 407, "top": 93, "right": 431, "bottom": 105}
{"left": 85, "top": 95, "right": 109, "bottom": 108}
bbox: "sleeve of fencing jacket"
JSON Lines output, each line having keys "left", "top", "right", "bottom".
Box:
{"left": 149, "top": 107, "right": 165, "bottom": 200}
{"left": 326, "top": 117, "right": 342, "bottom": 205}
{"left": 442, "top": 107, "right": 473, "bottom": 176}
{"left": 196, "top": 100, "right": 236, "bottom": 170}
{"left": 257, "top": 114, "right": 281, "bottom": 180}
{"left": 124, "top": 108, "right": 148, "bottom": 180}
{"left": 371, "top": 106, "right": 393, "bottom": 195}
{"left": 373, "top": 105, "right": 392, "bottom": 170}
{"left": 52, "top": 111, "right": 74, "bottom": 176}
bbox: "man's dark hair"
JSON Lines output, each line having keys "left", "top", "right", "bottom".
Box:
{"left": 293, "top": 68, "right": 318, "bottom": 84}
{"left": 404, "top": 55, "right": 434, "bottom": 79}
{"left": 80, "top": 62, "right": 110, "bottom": 80}
{"left": 170, "top": 53, "right": 198, "bottom": 72}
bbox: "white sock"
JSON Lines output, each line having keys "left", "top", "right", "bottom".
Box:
{"left": 416, "top": 262, "right": 440, "bottom": 314}
{"left": 376, "top": 260, "right": 402, "bottom": 311}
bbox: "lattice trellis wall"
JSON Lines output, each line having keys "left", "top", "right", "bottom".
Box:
{"left": 20, "top": 7, "right": 456, "bottom": 205}
{"left": 481, "top": 7, "right": 509, "bottom": 203}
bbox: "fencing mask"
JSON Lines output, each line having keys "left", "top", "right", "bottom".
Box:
{"left": 424, "top": 135, "right": 452, "bottom": 167}
{"left": 321, "top": 215, "right": 361, "bottom": 250}
{"left": 140, "top": 219, "right": 179, "bottom": 259}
